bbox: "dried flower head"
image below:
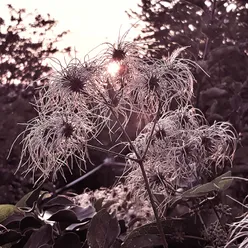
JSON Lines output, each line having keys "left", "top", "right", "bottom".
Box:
{"left": 17, "top": 111, "right": 95, "bottom": 183}
{"left": 226, "top": 212, "right": 248, "bottom": 248}
{"left": 125, "top": 47, "right": 197, "bottom": 118}
{"left": 36, "top": 57, "right": 104, "bottom": 116}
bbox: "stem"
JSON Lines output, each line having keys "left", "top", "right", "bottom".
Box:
{"left": 137, "top": 160, "right": 168, "bottom": 248}
{"left": 96, "top": 81, "right": 167, "bottom": 247}
{"left": 141, "top": 101, "right": 161, "bottom": 160}
{"left": 102, "top": 99, "right": 167, "bottom": 247}
{"left": 86, "top": 143, "right": 139, "bottom": 162}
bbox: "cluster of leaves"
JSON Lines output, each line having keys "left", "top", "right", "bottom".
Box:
{"left": 0, "top": 171, "right": 237, "bottom": 248}
{"left": 0, "top": 186, "right": 95, "bottom": 247}
{"left": 0, "top": 4, "right": 71, "bottom": 84}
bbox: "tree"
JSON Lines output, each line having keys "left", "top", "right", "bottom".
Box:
{"left": 0, "top": 4, "right": 71, "bottom": 84}
{"left": 129, "top": 0, "right": 248, "bottom": 141}
{"left": 129, "top": 0, "right": 248, "bottom": 59}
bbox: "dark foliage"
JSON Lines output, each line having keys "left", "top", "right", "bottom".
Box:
{"left": 0, "top": 172, "right": 239, "bottom": 248}
{"left": 0, "top": 4, "right": 71, "bottom": 84}
{"left": 129, "top": 0, "right": 248, "bottom": 59}
{"left": 129, "top": 0, "right": 248, "bottom": 144}
{"left": 0, "top": 187, "right": 95, "bottom": 248}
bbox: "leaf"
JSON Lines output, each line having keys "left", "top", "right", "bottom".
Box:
{"left": 0, "top": 229, "right": 22, "bottom": 246}
{"left": 110, "top": 239, "right": 122, "bottom": 248}
{"left": 65, "top": 220, "right": 90, "bottom": 231}
{"left": 182, "top": 171, "right": 233, "bottom": 199}
{"left": 0, "top": 204, "right": 20, "bottom": 223}
{"left": 71, "top": 205, "right": 95, "bottom": 222}
{"left": 94, "top": 198, "right": 104, "bottom": 212}
{"left": 182, "top": 182, "right": 216, "bottom": 198}
{"left": 122, "top": 222, "right": 162, "bottom": 248}
{"left": 48, "top": 209, "right": 78, "bottom": 223}
{"left": 23, "top": 224, "right": 53, "bottom": 248}
{"left": 212, "top": 171, "right": 233, "bottom": 191}
{"left": 53, "top": 232, "right": 81, "bottom": 248}
{"left": 19, "top": 216, "right": 42, "bottom": 232}
{"left": 42, "top": 195, "right": 74, "bottom": 210}
{"left": 48, "top": 205, "right": 95, "bottom": 223}
{"left": 87, "top": 208, "right": 120, "bottom": 248}
{"left": 122, "top": 233, "right": 162, "bottom": 248}
{"left": 15, "top": 185, "right": 42, "bottom": 208}
{"left": 1, "top": 212, "right": 25, "bottom": 229}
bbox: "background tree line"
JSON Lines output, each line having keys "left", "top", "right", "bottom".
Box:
{"left": 1, "top": 1, "right": 248, "bottom": 203}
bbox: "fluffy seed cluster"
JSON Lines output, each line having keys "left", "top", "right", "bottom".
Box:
{"left": 125, "top": 105, "right": 237, "bottom": 209}
{"left": 16, "top": 111, "right": 94, "bottom": 182}
{"left": 15, "top": 35, "right": 203, "bottom": 182}
{"left": 225, "top": 212, "right": 248, "bottom": 248}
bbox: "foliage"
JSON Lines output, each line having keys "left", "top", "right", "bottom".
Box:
{"left": 0, "top": 187, "right": 95, "bottom": 248}
{"left": 0, "top": 4, "right": 71, "bottom": 84}
{"left": 129, "top": 0, "right": 248, "bottom": 59}
{"left": 6, "top": 22, "right": 247, "bottom": 247}
{"left": 129, "top": 0, "right": 248, "bottom": 142}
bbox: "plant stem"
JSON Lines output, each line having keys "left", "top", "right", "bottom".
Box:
{"left": 103, "top": 100, "right": 168, "bottom": 247}
{"left": 86, "top": 143, "right": 139, "bottom": 162}
{"left": 141, "top": 101, "right": 161, "bottom": 160}
{"left": 96, "top": 82, "right": 168, "bottom": 247}
{"left": 137, "top": 160, "right": 168, "bottom": 248}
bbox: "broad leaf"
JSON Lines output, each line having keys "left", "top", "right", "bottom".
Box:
{"left": 20, "top": 216, "right": 42, "bottom": 232}
{"left": 182, "top": 171, "right": 233, "bottom": 199}
{"left": 122, "top": 233, "right": 162, "bottom": 248}
{"left": 42, "top": 195, "right": 74, "bottom": 210}
{"left": 0, "top": 204, "right": 20, "bottom": 223}
{"left": 23, "top": 224, "right": 53, "bottom": 248}
{"left": 48, "top": 205, "right": 95, "bottom": 223}
{"left": 54, "top": 232, "right": 81, "bottom": 248}
{"left": 87, "top": 208, "right": 120, "bottom": 248}
{"left": 15, "top": 185, "right": 42, "bottom": 208}
{"left": 0, "top": 229, "right": 22, "bottom": 246}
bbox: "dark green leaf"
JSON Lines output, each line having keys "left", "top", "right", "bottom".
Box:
{"left": 20, "top": 216, "right": 42, "bottom": 232}
{"left": 48, "top": 205, "right": 95, "bottom": 223}
{"left": 15, "top": 185, "right": 42, "bottom": 208}
{"left": 0, "top": 229, "right": 22, "bottom": 246}
{"left": 42, "top": 195, "right": 74, "bottom": 210}
{"left": 1, "top": 212, "right": 25, "bottom": 229}
{"left": 48, "top": 209, "right": 78, "bottom": 223}
{"left": 0, "top": 204, "right": 20, "bottom": 223}
{"left": 23, "top": 224, "right": 53, "bottom": 248}
{"left": 54, "top": 232, "right": 81, "bottom": 248}
{"left": 71, "top": 205, "right": 95, "bottom": 222}
{"left": 110, "top": 239, "right": 122, "bottom": 248}
{"left": 87, "top": 208, "right": 120, "bottom": 248}
{"left": 94, "top": 198, "right": 104, "bottom": 212}
{"left": 122, "top": 233, "right": 162, "bottom": 248}
{"left": 65, "top": 220, "right": 91, "bottom": 231}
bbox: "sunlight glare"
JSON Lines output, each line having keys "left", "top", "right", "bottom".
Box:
{"left": 107, "top": 61, "right": 121, "bottom": 76}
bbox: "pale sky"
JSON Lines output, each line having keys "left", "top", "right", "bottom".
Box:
{"left": 0, "top": 0, "right": 141, "bottom": 61}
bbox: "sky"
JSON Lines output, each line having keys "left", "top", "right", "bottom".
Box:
{"left": 0, "top": 0, "right": 141, "bottom": 62}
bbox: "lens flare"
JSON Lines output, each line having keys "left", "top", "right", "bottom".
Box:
{"left": 107, "top": 61, "right": 121, "bottom": 76}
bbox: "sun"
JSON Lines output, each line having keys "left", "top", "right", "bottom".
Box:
{"left": 107, "top": 61, "right": 121, "bottom": 76}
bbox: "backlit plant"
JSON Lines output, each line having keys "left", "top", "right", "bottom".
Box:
{"left": 6, "top": 35, "right": 240, "bottom": 248}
